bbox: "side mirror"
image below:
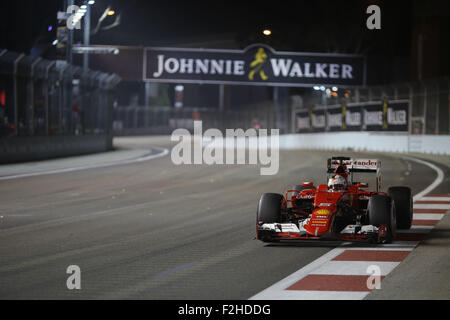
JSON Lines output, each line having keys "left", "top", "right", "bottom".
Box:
{"left": 357, "top": 183, "right": 368, "bottom": 188}
{"left": 302, "top": 182, "right": 314, "bottom": 188}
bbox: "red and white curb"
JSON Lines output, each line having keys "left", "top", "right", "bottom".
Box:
{"left": 250, "top": 194, "right": 449, "bottom": 300}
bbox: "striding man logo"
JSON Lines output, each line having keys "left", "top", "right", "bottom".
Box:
{"left": 341, "top": 102, "right": 347, "bottom": 130}
{"left": 382, "top": 99, "right": 388, "bottom": 129}
{"left": 248, "top": 48, "right": 269, "bottom": 80}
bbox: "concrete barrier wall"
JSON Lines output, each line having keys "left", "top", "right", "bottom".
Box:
{"left": 279, "top": 132, "right": 450, "bottom": 155}
{"left": 203, "top": 132, "right": 450, "bottom": 155}
{"left": 0, "top": 135, "right": 113, "bottom": 164}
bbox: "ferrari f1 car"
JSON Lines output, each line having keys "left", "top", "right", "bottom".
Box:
{"left": 256, "top": 157, "right": 413, "bottom": 244}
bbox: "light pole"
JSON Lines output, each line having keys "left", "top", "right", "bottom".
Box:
{"left": 83, "top": 3, "right": 91, "bottom": 70}
{"left": 66, "top": 0, "right": 74, "bottom": 64}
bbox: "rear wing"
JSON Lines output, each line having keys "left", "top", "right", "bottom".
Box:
{"left": 327, "top": 157, "right": 380, "bottom": 174}
{"left": 327, "top": 157, "right": 381, "bottom": 191}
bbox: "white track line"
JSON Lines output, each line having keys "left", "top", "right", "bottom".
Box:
{"left": 418, "top": 197, "right": 450, "bottom": 201}
{"left": 253, "top": 290, "right": 369, "bottom": 300}
{"left": 401, "top": 155, "right": 445, "bottom": 201}
{"left": 413, "top": 204, "right": 450, "bottom": 210}
{"left": 311, "top": 261, "right": 401, "bottom": 276}
{"left": 413, "top": 213, "right": 445, "bottom": 220}
{"left": 0, "top": 147, "right": 169, "bottom": 181}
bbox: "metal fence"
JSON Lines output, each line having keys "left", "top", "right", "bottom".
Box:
{"left": 113, "top": 101, "right": 279, "bottom": 135}
{"left": 0, "top": 49, "right": 121, "bottom": 137}
{"left": 299, "top": 77, "right": 449, "bottom": 135}
{"left": 113, "top": 77, "right": 449, "bottom": 136}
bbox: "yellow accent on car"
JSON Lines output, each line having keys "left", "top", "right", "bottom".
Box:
{"left": 315, "top": 209, "right": 330, "bottom": 215}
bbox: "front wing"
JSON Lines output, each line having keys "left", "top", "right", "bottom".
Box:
{"left": 257, "top": 223, "right": 388, "bottom": 243}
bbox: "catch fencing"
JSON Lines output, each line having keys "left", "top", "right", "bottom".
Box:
{"left": 0, "top": 49, "right": 121, "bottom": 138}
{"left": 113, "top": 101, "right": 278, "bottom": 135}
{"left": 295, "top": 77, "right": 449, "bottom": 135}
{"left": 113, "top": 77, "right": 449, "bottom": 138}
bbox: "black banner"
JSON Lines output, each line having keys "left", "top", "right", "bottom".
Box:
{"left": 326, "top": 103, "right": 362, "bottom": 132}
{"left": 361, "top": 100, "right": 409, "bottom": 132}
{"left": 144, "top": 44, "right": 366, "bottom": 87}
{"left": 295, "top": 110, "right": 311, "bottom": 133}
{"left": 295, "top": 100, "right": 408, "bottom": 133}
{"left": 311, "top": 109, "right": 327, "bottom": 132}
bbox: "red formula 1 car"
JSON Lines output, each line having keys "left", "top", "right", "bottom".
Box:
{"left": 256, "top": 157, "right": 413, "bottom": 244}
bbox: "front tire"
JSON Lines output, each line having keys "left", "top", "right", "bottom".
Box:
{"left": 256, "top": 193, "right": 283, "bottom": 242}
{"left": 388, "top": 186, "right": 413, "bottom": 230}
{"left": 257, "top": 193, "right": 283, "bottom": 223}
{"left": 368, "top": 195, "right": 396, "bottom": 243}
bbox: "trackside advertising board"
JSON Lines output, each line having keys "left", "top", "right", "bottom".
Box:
{"left": 143, "top": 44, "right": 366, "bottom": 87}
{"left": 295, "top": 100, "right": 409, "bottom": 133}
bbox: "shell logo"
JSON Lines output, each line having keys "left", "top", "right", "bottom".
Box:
{"left": 315, "top": 209, "right": 331, "bottom": 215}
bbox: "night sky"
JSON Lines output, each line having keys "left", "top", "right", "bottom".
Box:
{"left": 0, "top": 0, "right": 449, "bottom": 82}
{"left": 89, "top": 0, "right": 414, "bottom": 55}
{"left": 0, "top": 0, "right": 437, "bottom": 55}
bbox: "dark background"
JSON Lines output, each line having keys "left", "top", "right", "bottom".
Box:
{"left": 1, "top": 0, "right": 449, "bottom": 107}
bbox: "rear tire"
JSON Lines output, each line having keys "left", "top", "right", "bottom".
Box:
{"left": 388, "top": 186, "right": 413, "bottom": 230}
{"left": 368, "top": 195, "right": 396, "bottom": 243}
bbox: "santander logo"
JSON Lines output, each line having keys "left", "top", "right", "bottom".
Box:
{"left": 331, "top": 159, "right": 378, "bottom": 167}
{"left": 353, "top": 160, "right": 377, "bottom": 166}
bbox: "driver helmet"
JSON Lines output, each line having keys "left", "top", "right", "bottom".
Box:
{"left": 328, "top": 175, "right": 347, "bottom": 191}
